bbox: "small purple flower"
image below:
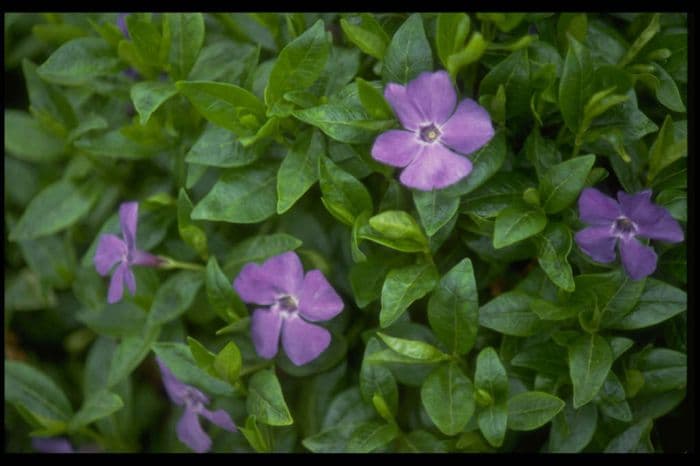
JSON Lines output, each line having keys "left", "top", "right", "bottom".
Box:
{"left": 574, "top": 188, "right": 684, "bottom": 280}
{"left": 117, "top": 13, "right": 129, "bottom": 39}
{"left": 233, "top": 251, "right": 344, "bottom": 366}
{"left": 157, "top": 358, "right": 237, "bottom": 453}
{"left": 371, "top": 70, "right": 495, "bottom": 191}
{"left": 32, "top": 437, "right": 74, "bottom": 453}
{"left": 93, "top": 202, "right": 162, "bottom": 304}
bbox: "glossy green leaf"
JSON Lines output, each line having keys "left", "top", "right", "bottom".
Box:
{"left": 177, "top": 189, "right": 208, "bottom": 259}
{"left": 534, "top": 223, "right": 575, "bottom": 292}
{"left": 380, "top": 263, "right": 439, "bottom": 328}
{"left": 68, "top": 390, "right": 123, "bottom": 431}
{"left": 152, "top": 342, "right": 234, "bottom": 396}
{"left": 382, "top": 14, "right": 432, "bottom": 84}
{"left": 539, "top": 155, "right": 595, "bottom": 214}
{"left": 130, "top": 81, "right": 177, "bottom": 125}
{"left": 340, "top": 15, "right": 389, "bottom": 60}
{"left": 318, "top": 155, "right": 373, "bottom": 226}
{"left": 421, "top": 363, "right": 475, "bottom": 436}
{"left": 247, "top": 369, "right": 293, "bottom": 426}
{"left": 347, "top": 421, "right": 399, "bottom": 453}
{"left": 479, "top": 291, "right": 541, "bottom": 337}
{"left": 277, "top": 129, "right": 324, "bottom": 214}
{"left": 37, "top": 37, "right": 118, "bottom": 86}
{"left": 610, "top": 279, "right": 686, "bottom": 330}
{"left": 146, "top": 270, "right": 203, "bottom": 327}
{"left": 548, "top": 401, "right": 597, "bottom": 452}
{"left": 413, "top": 190, "right": 460, "bottom": 237}
{"left": 493, "top": 204, "right": 547, "bottom": 249}
{"left": 559, "top": 36, "right": 593, "bottom": 133}
{"left": 569, "top": 333, "right": 613, "bottom": 408}
{"left": 376, "top": 332, "right": 449, "bottom": 363}
{"left": 507, "top": 391, "right": 565, "bottom": 431}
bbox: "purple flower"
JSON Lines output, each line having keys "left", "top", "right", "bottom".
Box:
{"left": 93, "top": 202, "right": 162, "bottom": 304}
{"left": 156, "top": 358, "right": 237, "bottom": 453}
{"left": 233, "top": 251, "right": 344, "bottom": 366}
{"left": 371, "top": 70, "right": 495, "bottom": 191}
{"left": 574, "top": 188, "right": 684, "bottom": 280}
{"left": 32, "top": 437, "right": 74, "bottom": 453}
{"left": 117, "top": 13, "right": 129, "bottom": 38}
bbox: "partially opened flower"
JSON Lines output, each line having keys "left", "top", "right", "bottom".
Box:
{"left": 233, "top": 251, "right": 344, "bottom": 366}
{"left": 156, "top": 358, "right": 237, "bottom": 453}
{"left": 93, "top": 202, "right": 162, "bottom": 304}
{"left": 371, "top": 70, "right": 495, "bottom": 191}
{"left": 574, "top": 188, "right": 684, "bottom": 280}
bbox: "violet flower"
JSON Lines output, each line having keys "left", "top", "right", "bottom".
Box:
{"left": 93, "top": 202, "right": 161, "bottom": 304}
{"left": 156, "top": 358, "right": 237, "bottom": 453}
{"left": 574, "top": 188, "right": 684, "bottom": 280}
{"left": 117, "top": 13, "right": 130, "bottom": 39}
{"left": 233, "top": 251, "right": 344, "bottom": 366}
{"left": 371, "top": 70, "right": 495, "bottom": 191}
{"left": 32, "top": 437, "right": 74, "bottom": 453}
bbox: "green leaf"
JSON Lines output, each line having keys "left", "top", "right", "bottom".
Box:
{"left": 382, "top": 14, "right": 432, "bottom": 84}
{"left": 130, "top": 81, "right": 178, "bottom": 125}
{"left": 631, "top": 348, "right": 686, "bottom": 396}
{"left": 187, "top": 336, "right": 215, "bottom": 371}
{"left": 277, "top": 129, "right": 324, "bottom": 214}
{"left": 349, "top": 257, "right": 392, "bottom": 308}
{"left": 206, "top": 256, "right": 246, "bottom": 323}
{"left": 475, "top": 347, "right": 509, "bottom": 447}
{"left": 597, "top": 371, "right": 632, "bottom": 422}
{"left": 421, "top": 363, "right": 475, "bottom": 436}
{"left": 22, "top": 59, "right": 76, "bottom": 133}
{"left": 293, "top": 102, "right": 393, "bottom": 144}
{"left": 360, "top": 338, "right": 398, "bottom": 416}
{"left": 166, "top": 13, "right": 205, "bottom": 80}
{"left": 559, "top": 36, "right": 593, "bottom": 133}
{"left": 76, "top": 301, "right": 147, "bottom": 338}
{"left": 177, "top": 189, "right": 208, "bottom": 259}
{"left": 340, "top": 15, "right": 390, "bottom": 60}
{"left": 239, "top": 415, "right": 272, "bottom": 453}
{"left": 19, "top": 234, "right": 76, "bottom": 289}
{"left": 213, "top": 341, "right": 242, "bottom": 384}
{"left": 4, "top": 110, "right": 65, "bottom": 163}
{"left": 380, "top": 263, "right": 439, "bottom": 328}
{"left": 524, "top": 127, "right": 562, "bottom": 179}
{"left": 365, "top": 210, "right": 427, "bottom": 249}
{"left": 610, "top": 279, "right": 686, "bottom": 330}
{"left": 493, "top": 204, "right": 547, "bottom": 249}
{"left": 146, "top": 270, "right": 203, "bottom": 327}
{"left": 479, "top": 291, "right": 541, "bottom": 337}
{"left": 507, "top": 391, "right": 565, "bottom": 431}
{"left": 126, "top": 15, "right": 163, "bottom": 67}
{"left": 318, "top": 155, "right": 373, "bottom": 226}
{"left": 548, "top": 401, "right": 597, "bottom": 452}
{"left": 651, "top": 62, "right": 685, "bottom": 112}
{"left": 152, "top": 342, "right": 234, "bottom": 396}
{"left": 413, "top": 190, "right": 460, "bottom": 237}
{"left": 191, "top": 160, "right": 277, "bottom": 224}
{"left": 480, "top": 49, "right": 531, "bottom": 120}
{"left": 569, "top": 333, "right": 613, "bottom": 408}
{"left": 571, "top": 271, "right": 645, "bottom": 328}
{"left": 68, "top": 390, "right": 123, "bottom": 431}
{"left": 10, "top": 178, "right": 101, "bottom": 241}
{"left": 177, "top": 80, "right": 266, "bottom": 137}
{"left": 185, "top": 124, "right": 260, "bottom": 168}
{"left": 461, "top": 171, "right": 534, "bottom": 218}
{"left": 427, "top": 258, "right": 478, "bottom": 355}
{"left": 647, "top": 116, "right": 687, "bottom": 183}
{"left": 376, "top": 332, "right": 450, "bottom": 363}
{"left": 265, "top": 20, "right": 329, "bottom": 116}
{"left": 436, "top": 13, "right": 470, "bottom": 70}
{"left": 107, "top": 326, "right": 160, "bottom": 388}
{"left": 604, "top": 419, "right": 653, "bottom": 453}
{"left": 539, "top": 155, "right": 595, "bottom": 214}
{"left": 347, "top": 421, "right": 400, "bottom": 453}
{"left": 247, "top": 369, "right": 293, "bottom": 426}
{"left": 356, "top": 78, "right": 393, "bottom": 120}
{"left": 37, "top": 37, "right": 119, "bottom": 86}
{"left": 74, "top": 129, "right": 154, "bottom": 160}
{"left": 529, "top": 299, "right": 576, "bottom": 321}
{"left": 223, "top": 233, "right": 302, "bottom": 273}
{"left": 534, "top": 223, "right": 575, "bottom": 292}
{"left": 511, "top": 341, "right": 569, "bottom": 376}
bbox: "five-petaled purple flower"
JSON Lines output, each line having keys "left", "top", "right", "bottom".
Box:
{"left": 574, "top": 188, "right": 684, "bottom": 280}
{"left": 94, "top": 202, "right": 161, "bottom": 304}
{"left": 233, "top": 251, "right": 343, "bottom": 366}
{"left": 157, "top": 358, "right": 237, "bottom": 453}
{"left": 371, "top": 70, "right": 495, "bottom": 191}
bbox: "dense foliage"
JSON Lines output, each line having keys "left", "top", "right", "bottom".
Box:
{"left": 4, "top": 12, "right": 688, "bottom": 453}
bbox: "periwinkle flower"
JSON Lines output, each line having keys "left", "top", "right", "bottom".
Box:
{"left": 32, "top": 437, "right": 74, "bottom": 453}
{"left": 371, "top": 70, "right": 495, "bottom": 191}
{"left": 574, "top": 188, "right": 684, "bottom": 280}
{"left": 233, "top": 251, "right": 343, "bottom": 366}
{"left": 93, "top": 202, "right": 162, "bottom": 304}
{"left": 117, "top": 13, "right": 129, "bottom": 38}
{"left": 157, "top": 358, "right": 237, "bottom": 453}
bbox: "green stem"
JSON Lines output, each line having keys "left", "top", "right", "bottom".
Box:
{"left": 159, "top": 256, "right": 205, "bottom": 271}
{"left": 239, "top": 360, "right": 275, "bottom": 378}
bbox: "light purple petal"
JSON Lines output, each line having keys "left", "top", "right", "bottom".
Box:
{"left": 233, "top": 252, "right": 305, "bottom": 305}
{"left": 117, "top": 13, "right": 129, "bottom": 38}
{"left": 94, "top": 234, "right": 127, "bottom": 276}
{"left": 578, "top": 188, "right": 621, "bottom": 226}
{"left": 119, "top": 202, "right": 139, "bottom": 251}
{"left": 199, "top": 407, "right": 237, "bottom": 432}
{"left": 297, "top": 270, "right": 344, "bottom": 322}
{"left": 619, "top": 237, "right": 657, "bottom": 281}
{"left": 371, "top": 130, "right": 422, "bottom": 167}
{"left": 384, "top": 83, "right": 425, "bottom": 130}
{"left": 123, "top": 265, "right": 136, "bottom": 296}
{"left": 131, "top": 249, "right": 162, "bottom": 267}
{"left": 406, "top": 71, "right": 457, "bottom": 125}
{"left": 574, "top": 226, "right": 618, "bottom": 263}
{"left": 177, "top": 407, "right": 211, "bottom": 453}
{"left": 107, "top": 263, "right": 128, "bottom": 304}
{"left": 439, "top": 98, "right": 495, "bottom": 155}
{"left": 32, "top": 437, "right": 74, "bottom": 453}
{"left": 399, "top": 143, "right": 473, "bottom": 191}
{"left": 251, "top": 308, "right": 283, "bottom": 360}
{"left": 281, "top": 316, "right": 331, "bottom": 366}
{"left": 156, "top": 358, "right": 189, "bottom": 405}
{"left": 636, "top": 211, "right": 684, "bottom": 243}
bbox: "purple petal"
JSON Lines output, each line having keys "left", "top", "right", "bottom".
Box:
{"left": 32, "top": 437, "right": 74, "bottom": 453}
{"left": 177, "top": 407, "right": 211, "bottom": 453}
{"left": 406, "top": 71, "right": 456, "bottom": 125}
{"left": 123, "top": 265, "right": 136, "bottom": 296}
{"left": 574, "top": 226, "right": 618, "bottom": 263}
{"left": 578, "top": 188, "right": 621, "bottom": 226}
{"left": 107, "top": 263, "right": 129, "bottom": 304}
{"left": 384, "top": 83, "right": 425, "bottom": 130}
{"left": 131, "top": 249, "right": 162, "bottom": 267}
{"left": 371, "top": 130, "right": 422, "bottom": 167}
{"left": 119, "top": 202, "right": 139, "bottom": 251}
{"left": 399, "top": 143, "right": 473, "bottom": 191}
{"left": 156, "top": 358, "right": 189, "bottom": 405}
{"left": 94, "top": 234, "right": 127, "bottom": 276}
{"left": 439, "top": 98, "right": 495, "bottom": 155}
{"left": 619, "top": 237, "right": 657, "bottom": 281}
{"left": 251, "top": 308, "right": 283, "bottom": 360}
{"left": 117, "top": 13, "right": 129, "bottom": 38}
{"left": 297, "top": 270, "right": 344, "bottom": 322}
{"left": 281, "top": 316, "right": 331, "bottom": 366}
{"left": 636, "top": 210, "right": 684, "bottom": 243}
{"left": 199, "top": 407, "right": 237, "bottom": 432}
{"left": 233, "top": 251, "right": 305, "bottom": 305}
